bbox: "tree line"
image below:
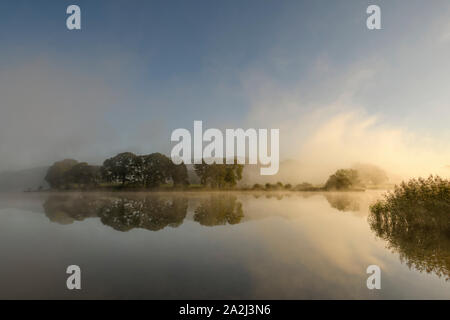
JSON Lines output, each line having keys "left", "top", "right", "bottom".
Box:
{"left": 45, "top": 152, "right": 244, "bottom": 190}
{"left": 45, "top": 153, "right": 388, "bottom": 191}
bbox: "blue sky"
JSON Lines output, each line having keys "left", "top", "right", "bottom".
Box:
{"left": 0, "top": 0, "right": 449, "bottom": 178}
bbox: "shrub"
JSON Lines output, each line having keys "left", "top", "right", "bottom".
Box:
{"left": 369, "top": 176, "right": 450, "bottom": 279}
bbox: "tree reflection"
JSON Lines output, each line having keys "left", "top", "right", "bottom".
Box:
{"left": 43, "top": 195, "right": 102, "bottom": 224}
{"left": 98, "top": 196, "right": 188, "bottom": 231}
{"left": 44, "top": 194, "right": 247, "bottom": 230}
{"left": 43, "top": 194, "right": 188, "bottom": 231}
{"left": 194, "top": 195, "right": 244, "bottom": 226}
{"left": 325, "top": 193, "right": 360, "bottom": 212}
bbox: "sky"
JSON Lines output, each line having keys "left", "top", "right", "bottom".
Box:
{"left": 0, "top": 0, "right": 449, "bottom": 180}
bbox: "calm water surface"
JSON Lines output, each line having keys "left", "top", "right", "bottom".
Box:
{"left": 0, "top": 191, "right": 448, "bottom": 299}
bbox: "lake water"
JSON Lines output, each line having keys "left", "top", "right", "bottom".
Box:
{"left": 0, "top": 191, "right": 448, "bottom": 299}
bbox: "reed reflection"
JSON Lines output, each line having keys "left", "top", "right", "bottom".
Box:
{"left": 369, "top": 196, "right": 450, "bottom": 280}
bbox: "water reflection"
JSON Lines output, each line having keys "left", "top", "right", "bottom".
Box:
{"left": 43, "top": 194, "right": 246, "bottom": 230}
{"left": 368, "top": 204, "right": 450, "bottom": 280}
{"left": 98, "top": 197, "right": 188, "bottom": 232}
{"left": 43, "top": 192, "right": 368, "bottom": 230}
{"left": 42, "top": 193, "right": 450, "bottom": 281}
{"left": 325, "top": 193, "right": 360, "bottom": 212}
{"left": 2, "top": 191, "right": 448, "bottom": 299}
{"left": 194, "top": 195, "right": 243, "bottom": 226}
{"left": 43, "top": 195, "right": 102, "bottom": 225}
{"left": 44, "top": 194, "right": 188, "bottom": 231}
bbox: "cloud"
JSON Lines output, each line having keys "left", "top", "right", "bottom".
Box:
{"left": 298, "top": 110, "right": 450, "bottom": 181}
{"left": 242, "top": 60, "right": 450, "bottom": 183}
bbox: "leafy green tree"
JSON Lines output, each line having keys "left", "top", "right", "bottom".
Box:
{"left": 325, "top": 169, "right": 359, "bottom": 190}
{"left": 101, "top": 152, "right": 188, "bottom": 189}
{"left": 101, "top": 152, "right": 141, "bottom": 186}
{"left": 65, "top": 163, "right": 101, "bottom": 188}
{"left": 194, "top": 160, "right": 243, "bottom": 188}
{"left": 140, "top": 153, "right": 172, "bottom": 188}
{"left": 45, "top": 159, "right": 79, "bottom": 189}
{"left": 169, "top": 162, "right": 189, "bottom": 187}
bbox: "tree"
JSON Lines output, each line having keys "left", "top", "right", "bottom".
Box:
{"left": 140, "top": 153, "right": 172, "bottom": 188}
{"left": 295, "top": 182, "right": 314, "bottom": 191}
{"left": 169, "top": 162, "right": 189, "bottom": 187}
{"left": 194, "top": 160, "right": 243, "bottom": 188}
{"left": 101, "top": 152, "right": 141, "bottom": 186}
{"left": 45, "top": 159, "right": 79, "bottom": 189}
{"left": 325, "top": 169, "right": 359, "bottom": 190}
{"left": 101, "top": 152, "right": 188, "bottom": 189}
{"left": 65, "top": 163, "right": 101, "bottom": 188}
